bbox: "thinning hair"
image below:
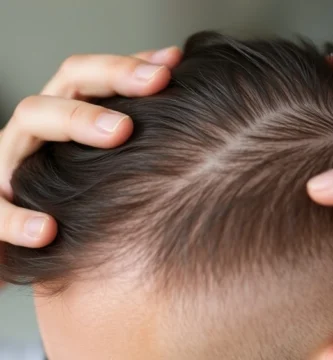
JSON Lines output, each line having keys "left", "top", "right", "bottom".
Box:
{"left": 3, "top": 31, "right": 333, "bottom": 359}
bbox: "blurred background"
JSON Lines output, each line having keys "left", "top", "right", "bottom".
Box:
{"left": 0, "top": 0, "right": 333, "bottom": 344}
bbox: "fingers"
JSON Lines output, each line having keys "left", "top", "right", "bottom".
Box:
{"left": 0, "top": 47, "right": 183, "bottom": 253}
{"left": 11, "top": 96, "right": 133, "bottom": 146}
{"left": 41, "top": 52, "right": 179, "bottom": 99}
{"left": 0, "top": 197, "right": 57, "bottom": 247}
{"left": 133, "top": 46, "right": 183, "bottom": 68}
{"left": 0, "top": 96, "right": 134, "bottom": 186}
{"left": 307, "top": 169, "right": 333, "bottom": 205}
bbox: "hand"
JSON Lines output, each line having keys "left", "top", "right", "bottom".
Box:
{"left": 0, "top": 47, "right": 182, "bottom": 252}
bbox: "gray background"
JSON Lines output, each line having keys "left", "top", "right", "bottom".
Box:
{"left": 0, "top": 0, "right": 333, "bottom": 343}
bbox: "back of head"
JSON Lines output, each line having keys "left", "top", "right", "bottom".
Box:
{"left": 4, "top": 31, "right": 333, "bottom": 359}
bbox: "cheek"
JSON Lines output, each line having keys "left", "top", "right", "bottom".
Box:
{"left": 34, "top": 280, "right": 161, "bottom": 360}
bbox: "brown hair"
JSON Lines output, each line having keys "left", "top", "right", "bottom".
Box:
{"left": 3, "top": 30, "right": 333, "bottom": 359}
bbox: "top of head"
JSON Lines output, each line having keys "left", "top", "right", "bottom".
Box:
{"left": 4, "top": 31, "right": 333, "bottom": 359}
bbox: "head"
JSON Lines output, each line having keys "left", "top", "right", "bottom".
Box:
{"left": 3, "top": 31, "right": 333, "bottom": 360}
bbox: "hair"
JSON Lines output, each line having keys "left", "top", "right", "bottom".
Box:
{"left": 3, "top": 31, "right": 333, "bottom": 359}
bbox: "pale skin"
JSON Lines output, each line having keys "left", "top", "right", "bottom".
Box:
{"left": 0, "top": 47, "right": 333, "bottom": 359}
{"left": 0, "top": 46, "right": 182, "bottom": 252}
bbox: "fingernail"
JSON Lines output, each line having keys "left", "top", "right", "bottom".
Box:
{"left": 24, "top": 217, "right": 47, "bottom": 239}
{"left": 307, "top": 170, "right": 333, "bottom": 192}
{"left": 134, "top": 64, "right": 165, "bottom": 81}
{"left": 151, "top": 46, "right": 175, "bottom": 63}
{"left": 95, "top": 113, "right": 128, "bottom": 133}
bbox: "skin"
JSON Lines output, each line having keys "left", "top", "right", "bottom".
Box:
{"left": 1, "top": 45, "right": 333, "bottom": 359}
{"left": 0, "top": 49, "right": 330, "bottom": 252}
{"left": 34, "top": 270, "right": 164, "bottom": 360}
{"left": 307, "top": 170, "right": 333, "bottom": 206}
{"left": 0, "top": 45, "right": 183, "bottom": 358}
{"left": 35, "top": 260, "right": 333, "bottom": 360}
{"left": 0, "top": 46, "right": 182, "bottom": 282}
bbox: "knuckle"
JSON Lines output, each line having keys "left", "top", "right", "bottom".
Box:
{"left": 68, "top": 104, "right": 82, "bottom": 124}
{"left": 13, "top": 95, "right": 40, "bottom": 122}
{"left": 66, "top": 102, "right": 90, "bottom": 129}
{"left": 107, "top": 55, "right": 138, "bottom": 74}
{"left": 105, "top": 55, "right": 123, "bottom": 68}
{"left": 57, "top": 55, "right": 85, "bottom": 96}
{"left": 60, "top": 54, "right": 82, "bottom": 74}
